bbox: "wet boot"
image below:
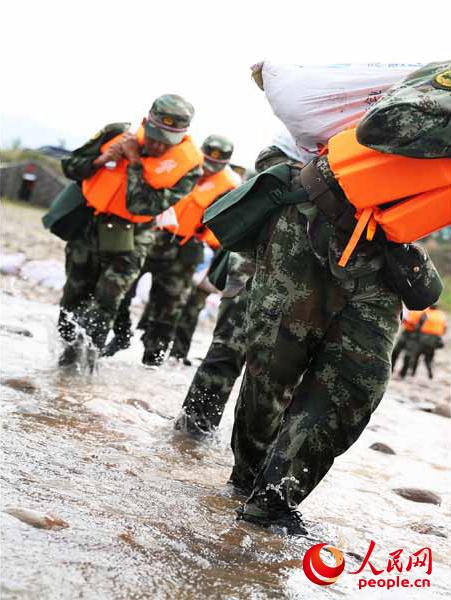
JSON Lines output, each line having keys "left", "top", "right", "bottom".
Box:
{"left": 174, "top": 410, "right": 211, "bottom": 437}
{"left": 236, "top": 504, "right": 308, "bottom": 536}
{"left": 58, "top": 308, "right": 83, "bottom": 369}
{"left": 236, "top": 483, "right": 308, "bottom": 535}
{"left": 58, "top": 343, "right": 81, "bottom": 368}
{"left": 102, "top": 307, "right": 133, "bottom": 357}
{"left": 141, "top": 322, "right": 173, "bottom": 367}
{"left": 102, "top": 333, "right": 132, "bottom": 357}
{"left": 236, "top": 488, "right": 308, "bottom": 536}
{"left": 58, "top": 332, "right": 95, "bottom": 373}
{"left": 78, "top": 307, "right": 111, "bottom": 372}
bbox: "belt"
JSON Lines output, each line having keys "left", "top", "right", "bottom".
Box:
{"left": 299, "top": 159, "right": 355, "bottom": 233}
{"left": 300, "top": 159, "right": 382, "bottom": 268}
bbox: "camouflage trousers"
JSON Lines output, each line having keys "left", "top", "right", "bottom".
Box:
{"left": 113, "top": 231, "right": 204, "bottom": 359}
{"left": 58, "top": 222, "right": 148, "bottom": 350}
{"left": 231, "top": 205, "right": 401, "bottom": 512}
{"left": 175, "top": 289, "right": 248, "bottom": 433}
{"left": 170, "top": 285, "right": 210, "bottom": 360}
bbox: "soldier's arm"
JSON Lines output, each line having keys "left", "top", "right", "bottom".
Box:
{"left": 126, "top": 164, "right": 203, "bottom": 217}
{"left": 62, "top": 144, "right": 104, "bottom": 181}
{"left": 356, "top": 62, "right": 451, "bottom": 158}
{"left": 61, "top": 123, "right": 130, "bottom": 181}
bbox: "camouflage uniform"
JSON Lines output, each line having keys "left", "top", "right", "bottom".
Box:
{"left": 234, "top": 62, "right": 450, "bottom": 525}
{"left": 58, "top": 95, "right": 201, "bottom": 360}
{"left": 175, "top": 146, "right": 301, "bottom": 434}
{"left": 411, "top": 331, "right": 444, "bottom": 379}
{"left": 107, "top": 135, "right": 236, "bottom": 366}
{"left": 392, "top": 329, "right": 413, "bottom": 371}
{"left": 174, "top": 251, "right": 254, "bottom": 433}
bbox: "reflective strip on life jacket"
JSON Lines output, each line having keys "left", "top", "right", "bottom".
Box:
{"left": 82, "top": 130, "right": 203, "bottom": 224}
{"left": 420, "top": 308, "right": 447, "bottom": 336}
{"left": 328, "top": 128, "right": 451, "bottom": 267}
{"left": 164, "top": 166, "right": 238, "bottom": 243}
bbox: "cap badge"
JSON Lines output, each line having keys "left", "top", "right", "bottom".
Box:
{"left": 432, "top": 70, "right": 451, "bottom": 90}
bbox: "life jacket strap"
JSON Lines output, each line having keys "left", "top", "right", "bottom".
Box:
{"left": 338, "top": 208, "right": 374, "bottom": 267}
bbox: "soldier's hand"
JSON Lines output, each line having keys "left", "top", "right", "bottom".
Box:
{"left": 93, "top": 143, "right": 124, "bottom": 168}
{"left": 120, "top": 132, "right": 141, "bottom": 164}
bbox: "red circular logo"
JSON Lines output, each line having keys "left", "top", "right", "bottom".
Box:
{"left": 303, "top": 543, "right": 345, "bottom": 585}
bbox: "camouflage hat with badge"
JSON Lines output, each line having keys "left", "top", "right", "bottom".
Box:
{"left": 202, "top": 135, "right": 234, "bottom": 173}
{"left": 145, "top": 94, "right": 195, "bottom": 145}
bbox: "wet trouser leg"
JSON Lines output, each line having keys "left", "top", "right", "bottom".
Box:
{"left": 170, "top": 286, "right": 210, "bottom": 360}
{"left": 80, "top": 243, "right": 148, "bottom": 350}
{"left": 175, "top": 291, "right": 248, "bottom": 433}
{"left": 141, "top": 235, "right": 204, "bottom": 365}
{"left": 59, "top": 235, "right": 99, "bottom": 343}
{"left": 231, "top": 205, "right": 401, "bottom": 513}
{"left": 424, "top": 350, "right": 434, "bottom": 379}
{"left": 411, "top": 351, "right": 421, "bottom": 376}
{"left": 112, "top": 276, "right": 140, "bottom": 338}
{"left": 247, "top": 294, "right": 398, "bottom": 511}
{"left": 400, "top": 354, "right": 411, "bottom": 378}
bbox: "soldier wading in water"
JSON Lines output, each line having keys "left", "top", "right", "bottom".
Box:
{"left": 208, "top": 62, "right": 450, "bottom": 535}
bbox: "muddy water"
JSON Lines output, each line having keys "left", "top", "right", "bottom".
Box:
{"left": 0, "top": 291, "right": 450, "bottom": 600}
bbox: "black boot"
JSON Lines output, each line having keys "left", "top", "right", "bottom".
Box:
{"left": 236, "top": 504, "right": 308, "bottom": 536}
{"left": 142, "top": 343, "right": 168, "bottom": 367}
{"left": 174, "top": 410, "right": 211, "bottom": 437}
{"left": 236, "top": 485, "right": 308, "bottom": 536}
{"left": 141, "top": 322, "right": 173, "bottom": 367}
{"left": 58, "top": 343, "right": 80, "bottom": 368}
{"left": 101, "top": 331, "right": 132, "bottom": 357}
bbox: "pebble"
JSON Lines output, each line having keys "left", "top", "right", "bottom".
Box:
{"left": 2, "top": 378, "right": 37, "bottom": 394}
{"left": 393, "top": 488, "right": 442, "bottom": 505}
{"left": 4, "top": 507, "right": 69, "bottom": 530}
{"left": 369, "top": 442, "right": 396, "bottom": 455}
{"left": 409, "top": 523, "right": 447, "bottom": 538}
{"left": 417, "top": 403, "right": 451, "bottom": 418}
{"left": 0, "top": 324, "right": 33, "bottom": 337}
{"left": 431, "top": 403, "right": 451, "bottom": 418}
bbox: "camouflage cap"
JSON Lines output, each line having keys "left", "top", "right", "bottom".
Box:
{"left": 145, "top": 94, "right": 195, "bottom": 145}
{"left": 255, "top": 145, "right": 290, "bottom": 173}
{"left": 202, "top": 134, "right": 234, "bottom": 173}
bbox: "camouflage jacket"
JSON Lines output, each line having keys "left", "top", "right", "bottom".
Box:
{"left": 222, "top": 251, "right": 256, "bottom": 298}
{"left": 62, "top": 123, "right": 202, "bottom": 218}
{"left": 357, "top": 61, "right": 451, "bottom": 158}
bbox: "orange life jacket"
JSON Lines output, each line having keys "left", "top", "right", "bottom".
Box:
{"left": 164, "top": 166, "right": 238, "bottom": 245}
{"left": 81, "top": 128, "right": 203, "bottom": 224}
{"left": 420, "top": 308, "right": 447, "bottom": 336}
{"left": 327, "top": 128, "right": 451, "bottom": 267}
{"left": 402, "top": 310, "right": 425, "bottom": 332}
{"left": 197, "top": 227, "right": 221, "bottom": 249}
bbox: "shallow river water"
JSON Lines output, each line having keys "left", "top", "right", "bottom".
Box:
{"left": 0, "top": 292, "right": 450, "bottom": 599}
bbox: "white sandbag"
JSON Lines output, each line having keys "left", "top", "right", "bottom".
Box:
{"left": 271, "top": 124, "right": 304, "bottom": 162}
{"left": 261, "top": 61, "right": 422, "bottom": 164}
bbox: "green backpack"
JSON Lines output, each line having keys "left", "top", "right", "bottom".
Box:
{"left": 42, "top": 183, "right": 93, "bottom": 241}
{"left": 203, "top": 163, "right": 308, "bottom": 251}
